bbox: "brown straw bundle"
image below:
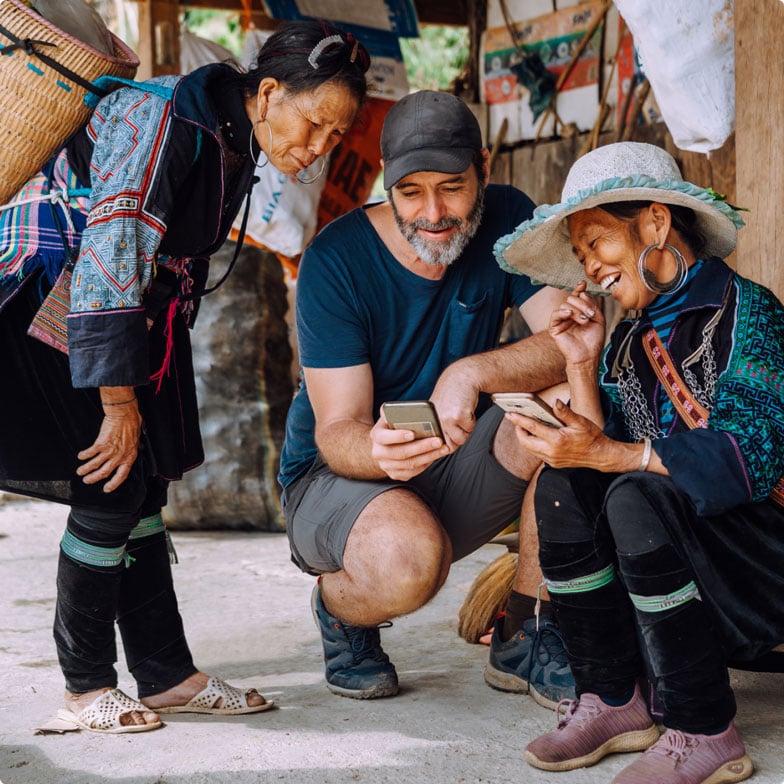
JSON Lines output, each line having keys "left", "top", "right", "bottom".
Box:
{"left": 0, "top": 0, "right": 139, "bottom": 204}
{"left": 457, "top": 551, "right": 518, "bottom": 644}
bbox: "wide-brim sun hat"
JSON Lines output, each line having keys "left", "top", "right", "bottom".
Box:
{"left": 493, "top": 141, "right": 745, "bottom": 294}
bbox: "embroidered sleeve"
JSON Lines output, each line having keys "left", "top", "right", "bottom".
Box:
{"left": 66, "top": 80, "right": 192, "bottom": 388}
{"left": 707, "top": 280, "right": 784, "bottom": 500}
{"left": 655, "top": 280, "right": 784, "bottom": 513}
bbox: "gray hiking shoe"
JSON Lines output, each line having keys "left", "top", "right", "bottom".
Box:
{"left": 311, "top": 584, "right": 398, "bottom": 699}
{"left": 484, "top": 615, "right": 576, "bottom": 709}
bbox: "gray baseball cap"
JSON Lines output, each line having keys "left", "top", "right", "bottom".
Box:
{"left": 381, "top": 90, "right": 483, "bottom": 189}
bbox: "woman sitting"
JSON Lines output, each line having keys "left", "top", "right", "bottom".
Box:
{"left": 493, "top": 141, "right": 784, "bottom": 783}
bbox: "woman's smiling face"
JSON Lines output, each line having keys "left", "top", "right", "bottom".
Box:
{"left": 568, "top": 206, "right": 658, "bottom": 311}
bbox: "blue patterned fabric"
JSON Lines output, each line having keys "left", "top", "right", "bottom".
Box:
{"left": 600, "top": 257, "right": 784, "bottom": 515}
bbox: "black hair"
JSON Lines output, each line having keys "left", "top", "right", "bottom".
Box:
{"left": 599, "top": 200, "right": 706, "bottom": 257}
{"left": 234, "top": 20, "right": 370, "bottom": 105}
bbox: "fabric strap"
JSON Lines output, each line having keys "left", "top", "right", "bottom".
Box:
{"left": 60, "top": 529, "right": 126, "bottom": 568}
{"left": 543, "top": 564, "right": 616, "bottom": 594}
{"left": 0, "top": 23, "right": 110, "bottom": 98}
{"left": 128, "top": 513, "right": 179, "bottom": 563}
{"left": 628, "top": 580, "right": 702, "bottom": 613}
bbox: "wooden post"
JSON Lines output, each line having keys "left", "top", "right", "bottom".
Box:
{"left": 132, "top": 0, "right": 181, "bottom": 80}
{"left": 734, "top": 0, "right": 784, "bottom": 298}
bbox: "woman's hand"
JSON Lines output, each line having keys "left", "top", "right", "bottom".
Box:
{"left": 549, "top": 282, "right": 606, "bottom": 367}
{"left": 508, "top": 399, "right": 624, "bottom": 472}
{"left": 77, "top": 391, "right": 142, "bottom": 492}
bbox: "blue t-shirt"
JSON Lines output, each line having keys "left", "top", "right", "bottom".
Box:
{"left": 278, "top": 184, "right": 541, "bottom": 488}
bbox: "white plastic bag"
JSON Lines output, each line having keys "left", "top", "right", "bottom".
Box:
{"left": 614, "top": 0, "right": 735, "bottom": 152}
{"left": 180, "top": 28, "right": 239, "bottom": 74}
{"left": 241, "top": 162, "right": 327, "bottom": 258}
{"left": 241, "top": 28, "right": 271, "bottom": 70}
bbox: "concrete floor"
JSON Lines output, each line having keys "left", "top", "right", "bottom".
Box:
{"left": 1, "top": 494, "right": 783, "bottom": 784}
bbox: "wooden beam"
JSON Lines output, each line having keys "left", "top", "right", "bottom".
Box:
{"left": 172, "top": 0, "right": 468, "bottom": 26}
{"left": 734, "top": 0, "right": 784, "bottom": 298}
{"left": 134, "top": 0, "right": 181, "bottom": 79}
{"left": 174, "top": 0, "right": 278, "bottom": 28}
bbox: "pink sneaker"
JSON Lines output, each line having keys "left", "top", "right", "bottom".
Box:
{"left": 524, "top": 683, "right": 660, "bottom": 771}
{"left": 612, "top": 723, "right": 753, "bottom": 784}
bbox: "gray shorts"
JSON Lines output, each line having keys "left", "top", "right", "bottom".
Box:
{"left": 282, "top": 405, "right": 527, "bottom": 574}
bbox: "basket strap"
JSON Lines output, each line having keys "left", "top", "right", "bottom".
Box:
{"left": 86, "top": 75, "right": 174, "bottom": 109}
{"left": 0, "top": 22, "right": 109, "bottom": 98}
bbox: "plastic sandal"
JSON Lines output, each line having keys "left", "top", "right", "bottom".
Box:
{"left": 153, "top": 676, "right": 275, "bottom": 715}
{"left": 56, "top": 688, "right": 162, "bottom": 734}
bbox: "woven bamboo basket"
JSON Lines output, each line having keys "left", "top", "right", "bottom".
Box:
{"left": 0, "top": 0, "right": 139, "bottom": 204}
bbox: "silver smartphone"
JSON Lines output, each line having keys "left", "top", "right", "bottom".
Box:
{"left": 381, "top": 400, "right": 444, "bottom": 440}
{"left": 491, "top": 392, "right": 564, "bottom": 428}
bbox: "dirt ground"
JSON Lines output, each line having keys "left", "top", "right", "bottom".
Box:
{"left": 1, "top": 495, "right": 783, "bottom": 784}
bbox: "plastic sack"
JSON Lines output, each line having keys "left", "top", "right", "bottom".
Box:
{"left": 241, "top": 162, "right": 326, "bottom": 258}
{"left": 241, "top": 27, "right": 271, "bottom": 70}
{"left": 28, "top": 0, "right": 113, "bottom": 55}
{"left": 180, "top": 28, "right": 239, "bottom": 73}
{"left": 614, "top": 0, "right": 735, "bottom": 153}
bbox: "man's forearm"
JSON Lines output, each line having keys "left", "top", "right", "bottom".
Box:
{"left": 315, "top": 420, "right": 386, "bottom": 480}
{"left": 446, "top": 331, "right": 566, "bottom": 395}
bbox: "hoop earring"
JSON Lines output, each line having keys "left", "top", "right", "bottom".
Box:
{"left": 637, "top": 243, "right": 688, "bottom": 295}
{"left": 296, "top": 156, "right": 328, "bottom": 184}
{"left": 248, "top": 119, "right": 273, "bottom": 169}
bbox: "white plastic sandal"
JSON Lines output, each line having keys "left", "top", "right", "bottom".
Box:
{"left": 153, "top": 676, "right": 275, "bottom": 715}
{"left": 57, "top": 688, "right": 163, "bottom": 733}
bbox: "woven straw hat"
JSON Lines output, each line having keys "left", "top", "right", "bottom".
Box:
{"left": 493, "top": 142, "right": 745, "bottom": 294}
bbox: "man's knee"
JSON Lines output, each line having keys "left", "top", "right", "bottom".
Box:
{"left": 344, "top": 491, "right": 451, "bottom": 608}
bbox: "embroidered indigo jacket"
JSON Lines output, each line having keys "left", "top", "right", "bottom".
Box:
{"left": 601, "top": 257, "right": 784, "bottom": 516}
{"left": 64, "top": 63, "right": 255, "bottom": 388}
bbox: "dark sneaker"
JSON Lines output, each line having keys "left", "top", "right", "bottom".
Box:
{"left": 525, "top": 684, "right": 660, "bottom": 771}
{"left": 484, "top": 615, "right": 576, "bottom": 709}
{"left": 310, "top": 584, "right": 399, "bottom": 699}
{"left": 612, "top": 722, "right": 753, "bottom": 784}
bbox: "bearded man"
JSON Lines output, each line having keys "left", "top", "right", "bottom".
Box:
{"left": 279, "top": 90, "right": 571, "bottom": 701}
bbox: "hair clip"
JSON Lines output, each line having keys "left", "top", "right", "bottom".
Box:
{"left": 349, "top": 38, "right": 359, "bottom": 63}
{"left": 307, "top": 34, "right": 343, "bottom": 69}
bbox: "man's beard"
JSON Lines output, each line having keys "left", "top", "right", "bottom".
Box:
{"left": 390, "top": 185, "right": 485, "bottom": 267}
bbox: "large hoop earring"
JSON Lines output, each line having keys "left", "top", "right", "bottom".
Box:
{"left": 248, "top": 119, "right": 273, "bottom": 169}
{"left": 296, "top": 156, "right": 328, "bottom": 184}
{"left": 637, "top": 243, "right": 688, "bottom": 295}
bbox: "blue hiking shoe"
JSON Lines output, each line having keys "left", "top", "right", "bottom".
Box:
{"left": 311, "top": 584, "right": 399, "bottom": 699}
{"left": 484, "top": 615, "right": 576, "bottom": 709}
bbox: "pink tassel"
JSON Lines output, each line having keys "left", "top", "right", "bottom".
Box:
{"left": 150, "top": 298, "right": 178, "bottom": 393}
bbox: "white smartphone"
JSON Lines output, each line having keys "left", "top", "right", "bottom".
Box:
{"left": 381, "top": 400, "right": 444, "bottom": 440}
{"left": 491, "top": 392, "right": 564, "bottom": 428}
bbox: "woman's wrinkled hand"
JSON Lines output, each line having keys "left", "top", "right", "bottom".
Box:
{"left": 506, "top": 399, "right": 613, "bottom": 471}
{"left": 549, "top": 281, "right": 606, "bottom": 366}
{"left": 77, "top": 399, "right": 142, "bottom": 492}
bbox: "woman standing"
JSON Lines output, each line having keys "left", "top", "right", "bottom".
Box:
{"left": 494, "top": 142, "right": 784, "bottom": 782}
{"left": 0, "top": 19, "right": 369, "bottom": 733}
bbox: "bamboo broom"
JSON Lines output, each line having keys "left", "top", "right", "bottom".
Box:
{"left": 458, "top": 550, "right": 518, "bottom": 644}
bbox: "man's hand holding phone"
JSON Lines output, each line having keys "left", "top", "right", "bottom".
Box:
{"left": 373, "top": 400, "right": 449, "bottom": 481}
